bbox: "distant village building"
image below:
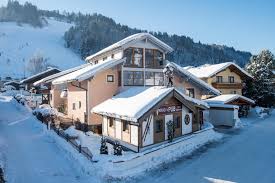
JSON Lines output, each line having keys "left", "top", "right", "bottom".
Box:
{"left": 20, "top": 68, "right": 61, "bottom": 91}
{"left": 185, "top": 62, "right": 253, "bottom": 97}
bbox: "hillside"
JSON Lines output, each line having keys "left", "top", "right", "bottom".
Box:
{"left": 0, "top": 1, "right": 252, "bottom": 79}
{"left": 0, "top": 18, "right": 84, "bottom": 78}
{"left": 63, "top": 14, "right": 252, "bottom": 67}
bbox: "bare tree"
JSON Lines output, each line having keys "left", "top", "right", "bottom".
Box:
{"left": 27, "top": 52, "right": 49, "bottom": 75}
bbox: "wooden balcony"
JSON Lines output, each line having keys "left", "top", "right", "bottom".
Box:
{"left": 211, "top": 82, "right": 243, "bottom": 89}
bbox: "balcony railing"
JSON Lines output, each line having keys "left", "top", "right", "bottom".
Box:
{"left": 212, "top": 82, "right": 243, "bottom": 89}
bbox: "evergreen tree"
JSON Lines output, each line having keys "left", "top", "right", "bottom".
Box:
{"left": 245, "top": 50, "right": 275, "bottom": 107}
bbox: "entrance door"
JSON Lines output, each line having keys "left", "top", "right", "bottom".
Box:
{"left": 165, "top": 114, "right": 173, "bottom": 140}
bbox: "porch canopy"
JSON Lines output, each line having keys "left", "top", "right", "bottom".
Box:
{"left": 92, "top": 86, "right": 209, "bottom": 123}
{"left": 205, "top": 94, "right": 255, "bottom": 106}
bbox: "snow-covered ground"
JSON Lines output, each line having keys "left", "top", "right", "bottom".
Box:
{"left": 0, "top": 18, "right": 84, "bottom": 78}
{"left": 0, "top": 96, "right": 96, "bottom": 183}
{"left": 0, "top": 95, "right": 274, "bottom": 182}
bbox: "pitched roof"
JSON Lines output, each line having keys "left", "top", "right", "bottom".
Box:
{"left": 20, "top": 68, "right": 61, "bottom": 84}
{"left": 205, "top": 94, "right": 255, "bottom": 105}
{"left": 186, "top": 62, "right": 253, "bottom": 79}
{"left": 85, "top": 33, "right": 173, "bottom": 61}
{"left": 52, "top": 58, "right": 125, "bottom": 85}
{"left": 92, "top": 86, "right": 208, "bottom": 122}
{"left": 33, "top": 64, "right": 89, "bottom": 86}
{"left": 167, "top": 62, "right": 221, "bottom": 96}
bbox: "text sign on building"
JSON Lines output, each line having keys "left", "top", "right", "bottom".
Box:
{"left": 157, "top": 105, "right": 182, "bottom": 115}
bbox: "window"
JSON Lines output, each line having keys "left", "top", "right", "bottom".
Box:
{"left": 145, "top": 72, "right": 164, "bottom": 86}
{"left": 186, "top": 88, "right": 195, "bottom": 98}
{"left": 107, "top": 75, "right": 114, "bottom": 82}
{"left": 122, "top": 120, "right": 129, "bottom": 132}
{"left": 72, "top": 103, "right": 76, "bottom": 110}
{"left": 145, "top": 72, "right": 155, "bottom": 86}
{"left": 155, "top": 119, "right": 163, "bottom": 133}
{"left": 111, "top": 54, "right": 114, "bottom": 59}
{"left": 79, "top": 101, "right": 81, "bottom": 109}
{"left": 145, "top": 49, "right": 164, "bottom": 68}
{"left": 108, "top": 117, "right": 114, "bottom": 127}
{"left": 145, "top": 49, "right": 154, "bottom": 68}
{"left": 154, "top": 50, "right": 164, "bottom": 67}
{"left": 103, "top": 57, "right": 107, "bottom": 61}
{"left": 216, "top": 76, "right": 223, "bottom": 83}
{"left": 174, "top": 115, "right": 181, "bottom": 128}
{"left": 154, "top": 72, "right": 164, "bottom": 86}
{"left": 124, "top": 48, "right": 143, "bottom": 67}
{"left": 232, "top": 90, "right": 237, "bottom": 94}
{"left": 94, "top": 60, "right": 98, "bottom": 64}
{"left": 123, "top": 71, "right": 144, "bottom": 86}
{"left": 229, "top": 76, "right": 234, "bottom": 83}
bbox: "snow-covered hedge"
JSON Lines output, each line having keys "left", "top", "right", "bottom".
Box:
{"left": 33, "top": 104, "right": 58, "bottom": 121}
{"left": 255, "top": 106, "right": 272, "bottom": 118}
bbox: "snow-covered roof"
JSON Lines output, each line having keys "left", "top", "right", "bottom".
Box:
{"left": 186, "top": 62, "right": 253, "bottom": 79}
{"left": 167, "top": 62, "right": 221, "bottom": 96}
{"left": 92, "top": 86, "right": 209, "bottom": 122}
{"left": 85, "top": 33, "right": 173, "bottom": 61}
{"left": 52, "top": 58, "right": 125, "bottom": 85}
{"left": 34, "top": 64, "right": 89, "bottom": 86}
{"left": 4, "top": 81, "right": 20, "bottom": 85}
{"left": 206, "top": 103, "right": 239, "bottom": 109}
{"left": 20, "top": 68, "right": 61, "bottom": 84}
{"left": 205, "top": 94, "right": 255, "bottom": 105}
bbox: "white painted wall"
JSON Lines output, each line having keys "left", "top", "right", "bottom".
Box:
{"left": 130, "top": 125, "right": 139, "bottom": 146}
{"left": 115, "top": 119, "right": 122, "bottom": 140}
{"left": 182, "top": 105, "right": 193, "bottom": 135}
{"left": 102, "top": 116, "right": 108, "bottom": 136}
{"left": 142, "top": 115, "right": 154, "bottom": 146}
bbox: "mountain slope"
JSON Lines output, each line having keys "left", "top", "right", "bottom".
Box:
{"left": 0, "top": 18, "right": 84, "bottom": 78}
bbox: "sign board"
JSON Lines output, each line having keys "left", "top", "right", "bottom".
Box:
{"left": 157, "top": 105, "right": 182, "bottom": 115}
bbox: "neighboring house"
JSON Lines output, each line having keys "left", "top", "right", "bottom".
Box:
{"left": 34, "top": 64, "right": 88, "bottom": 110}
{"left": 49, "top": 33, "right": 219, "bottom": 133}
{"left": 3, "top": 81, "right": 20, "bottom": 90}
{"left": 92, "top": 87, "right": 208, "bottom": 152}
{"left": 186, "top": 62, "right": 253, "bottom": 97}
{"left": 20, "top": 68, "right": 61, "bottom": 91}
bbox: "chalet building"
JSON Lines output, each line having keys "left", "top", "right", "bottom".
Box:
{"left": 45, "top": 33, "right": 219, "bottom": 133}
{"left": 186, "top": 62, "right": 253, "bottom": 97}
{"left": 92, "top": 87, "right": 208, "bottom": 152}
{"left": 20, "top": 68, "right": 61, "bottom": 91}
{"left": 3, "top": 81, "right": 21, "bottom": 90}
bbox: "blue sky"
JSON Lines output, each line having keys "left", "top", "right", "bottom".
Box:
{"left": 1, "top": 0, "right": 275, "bottom": 54}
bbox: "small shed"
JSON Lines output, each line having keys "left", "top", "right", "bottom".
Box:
{"left": 204, "top": 103, "right": 239, "bottom": 127}
{"left": 205, "top": 94, "right": 255, "bottom": 117}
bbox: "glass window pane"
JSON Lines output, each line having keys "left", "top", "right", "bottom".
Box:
{"left": 155, "top": 72, "right": 164, "bottom": 86}
{"left": 133, "top": 48, "right": 143, "bottom": 67}
{"left": 154, "top": 50, "right": 163, "bottom": 67}
{"left": 124, "top": 48, "right": 133, "bottom": 67}
{"left": 123, "top": 71, "right": 134, "bottom": 85}
{"left": 133, "top": 71, "right": 144, "bottom": 85}
{"left": 145, "top": 72, "right": 154, "bottom": 86}
{"left": 145, "top": 49, "right": 154, "bottom": 68}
